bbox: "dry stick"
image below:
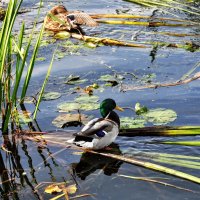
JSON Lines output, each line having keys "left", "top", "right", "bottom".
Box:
{"left": 119, "top": 174, "right": 197, "bottom": 193}
{"left": 70, "top": 33, "right": 147, "bottom": 48}
{"left": 0, "top": 178, "right": 15, "bottom": 185}
{"left": 70, "top": 194, "right": 94, "bottom": 199}
{"left": 122, "top": 72, "right": 200, "bottom": 91}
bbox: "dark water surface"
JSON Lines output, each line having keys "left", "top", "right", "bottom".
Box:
{"left": 1, "top": 0, "right": 200, "bottom": 199}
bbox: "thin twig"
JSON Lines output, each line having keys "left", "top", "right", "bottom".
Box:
{"left": 122, "top": 72, "right": 200, "bottom": 91}
{"left": 119, "top": 174, "right": 198, "bottom": 193}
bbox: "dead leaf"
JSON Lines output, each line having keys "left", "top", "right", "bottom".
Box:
{"left": 66, "top": 184, "right": 77, "bottom": 194}
{"left": 84, "top": 86, "right": 94, "bottom": 95}
{"left": 45, "top": 184, "right": 63, "bottom": 194}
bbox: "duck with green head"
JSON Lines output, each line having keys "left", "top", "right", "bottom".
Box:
{"left": 68, "top": 99, "right": 124, "bottom": 150}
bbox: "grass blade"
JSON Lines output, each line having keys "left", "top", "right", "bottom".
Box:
{"left": 89, "top": 150, "right": 200, "bottom": 184}
{"left": 119, "top": 174, "right": 197, "bottom": 193}
{"left": 33, "top": 48, "right": 56, "bottom": 119}
{"left": 20, "top": 23, "right": 45, "bottom": 100}
{"left": 158, "top": 141, "right": 200, "bottom": 146}
{"left": 119, "top": 126, "right": 200, "bottom": 137}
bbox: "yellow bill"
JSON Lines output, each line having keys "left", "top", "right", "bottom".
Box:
{"left": 115, "top": 105, "right": 124, "bottom": 111}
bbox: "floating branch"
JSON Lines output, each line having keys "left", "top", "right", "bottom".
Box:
{"left": 91, "top": 14, "right": 199, "bottom": 25}
{"left": 141, "top": 31, "right": 200, "bottom": 38}
{"left": 119, "top": 126, "right": 200, "bottom": 137}
{"left": 97, "top": 20, "right": 195, "bottom": 27}
{"left": 122, "top": 72, "right": 200, "bottom": 91}
{"left": 71, "top": 33, "right": 147, "bottom": 48}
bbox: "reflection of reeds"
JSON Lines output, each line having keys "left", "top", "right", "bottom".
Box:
{"left": 0, "top": 132, "right": 65, "bottom": 199}
{"left": 0, "top": 135, "right": 42, "bottom": 199}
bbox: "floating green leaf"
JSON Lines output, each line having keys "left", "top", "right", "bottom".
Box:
{"left": 84, "top": 42, "right": 98, "bottom": 48}
{"left": 80, "top": 103, "right": 99, "bottom": 111}
{"left": 65, "top": 76, "right": 88, "bottom": 85}
{"left": 36, "top": 57, "right": 46, "bottom": 61}
{"left": 18, "top": 112, "right": 32, "bottom": 124}
{"left": 74, "top": 95, "right": 99, "bottom": 103}
{"left": 58, "top": 102, "right": 80, "bottom": 112}
{"left": 42, "top": 92, "right": 61, "bottom": 101}
{"left": 54, "top": 31, "right": 70, "bottom": 39}
{"left": 99, "top": 74, "right": 117, "bottom": 82}
{"left": 159, "top": 140, "right": 200, "bottom": 146}
{"left": 120, "top": 117, "right": 146, "bottom": 128}
{"left": 67, "top": 74, "right": 80, "bottom": 82}
{"left": 144, "top": 108, "right": 177, "bottom": 125}
{"left": 58, "top": 101, "right": 99, "bottom": 112}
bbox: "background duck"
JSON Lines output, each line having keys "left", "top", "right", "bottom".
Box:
{"left": 67, "top": 99, "right": 124, "bottom": 150}
{"left": 44, "top": 5, "right": 98, "bottom": 33}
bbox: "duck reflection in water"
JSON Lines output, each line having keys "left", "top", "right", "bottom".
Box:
{"left": 70, "top": 144, "right": 123, "bottom": 180}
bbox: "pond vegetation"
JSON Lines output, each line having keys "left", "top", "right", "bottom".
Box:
{"left": 0, "top": 0, "right": 200, "bottom": 199}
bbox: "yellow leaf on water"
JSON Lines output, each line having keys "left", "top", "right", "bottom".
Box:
{"left": 45, "top": 184, "right": 62, "bottom": 194}
{"left": 66, "top": 184, "right": 77, "bottom": 194}
{"left": 72, "top": 151, "right": 83, "bottom": 155}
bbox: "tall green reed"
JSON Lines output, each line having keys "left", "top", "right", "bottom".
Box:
{"left": 0, "top": 0, "right": 52, "bottom": 134}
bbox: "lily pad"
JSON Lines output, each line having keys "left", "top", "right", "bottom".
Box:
{"left": 80, "top": 103, "right": 99, "bottom": 111}
{"left": 99, "top": 74, "right": 117, "bottom": 82}
{"left": 67, "top": 74, "right": 80, "bottom": 82}
{"left": 58, "top": 102, "right": 99, "bottom": 112}
{"left": 120, "top": 117, "right": 146, "bottom": 128}
{"left": 144, "top": 108, "right": 177, "bottom": 125}
{"left": 84, "top": 42, "right": 98, "bottom": 48}
{"left": 54, "top": 31, "right": 71, "bottom": 39}
{"left": 18, "top": 111, "right": 32, "bottom": 124}
{"left": 58, "top": 102, "right": 80, "bottom": 112}
{"left": 65, "top": 78, "right": 88, "bottom": 85}
{"left": 74, "top": 95, "right": 99, "bottom": 103}
{"left": 52, "top": 113, "right": 90, "bottom": 128}
{"left": 23, "top": 96, "right": 34, "bottom": 104}
{"left": 42, "top": 92, "right": 61, "bottom": 101}
{"left": 36, "top": 57, "right": 46, "bottom": 62}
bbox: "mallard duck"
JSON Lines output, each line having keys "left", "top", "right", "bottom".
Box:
{"left": 44, "top": 5, "right": 98, "bottom": 33}
{"left": 67, "top": 99, "right": 124, "bottom": 150}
